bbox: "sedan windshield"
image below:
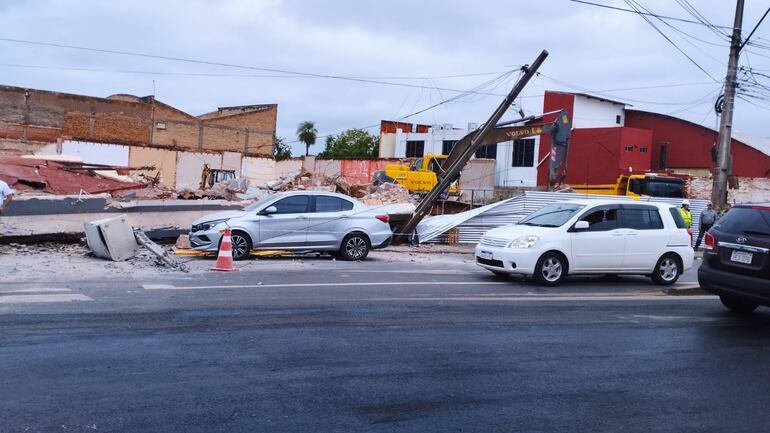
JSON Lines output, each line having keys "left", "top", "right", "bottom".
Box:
{"left": 243, "top": 196, "right": 273, "bottom": 212}
{"left": 518, "top": 203, "right": 585, "bottom": 227}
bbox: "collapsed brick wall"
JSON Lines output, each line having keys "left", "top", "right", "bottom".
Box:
{"left": 0, "top": 85, "right": 276, "bottom": 158}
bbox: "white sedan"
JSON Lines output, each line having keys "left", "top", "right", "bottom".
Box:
{"left": 475, "top": 200, "right": 694, "bottom": 286}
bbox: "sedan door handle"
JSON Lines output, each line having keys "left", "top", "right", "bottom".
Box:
{"left": 340, "top": 214, "right": 351, "bottom": 218}
{"left": 624, "top": 230, "right": 638, "bottom": 236}
{"left": 611, "top": 232, "right": 624, "bottom": 236}
{"left": 295, "top": 215, "right": 307, "bottom": 220}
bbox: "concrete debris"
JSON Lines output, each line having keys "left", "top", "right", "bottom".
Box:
{"left": 84, "top": 214, "right": 139, "bottom": 261}
{"left": 264, "top": 170, "right": 348, "bottom": 195}
{"left": 689, "top": 174, "right": 770, "bottom": 203}
{"left": 134, "top": 229, "right": 188, "bottom": 271}
{"left": 175, "top": 234, "right": 192, "bottom": 249}
{"left": 360, "top": 183, "right": 416, "bottom": 206}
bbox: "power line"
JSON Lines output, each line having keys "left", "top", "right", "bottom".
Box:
{"left": 536, "top": 73, "right": 722, "bottom": 105}
{"left": 569, "top": 0, "right": 732, "bottom": 28}
{"left": 0, "top": 62, "right": 508, "bottom": 81}
{"left": 285, "top": 70, "right": 520, "bottom": 145}
{"left": 675, "top": 0, "right": 731, "bottom": 38}
{"left": 740, "top": 6, "right": 770, "bottom": 51}
{"left": 0, "top": 37, "right": 512, "bottom": 97}
{"left": 623, "top": 0, "right": 720, "bottom": 82}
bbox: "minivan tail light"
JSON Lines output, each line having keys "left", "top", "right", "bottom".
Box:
{"left": 375, "top": 215, "right": 389, "bottom": 224}
{"left": 704, "top": 232, "right": 716, "bottom": 251}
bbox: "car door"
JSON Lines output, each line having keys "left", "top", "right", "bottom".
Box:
{"left": 570, "top": 204, "right": 624, "bottom": 271}
{"left": 258, "top": 195, "right": 310, "bottom": 248}
{"left": 619, "top": 204, "right": 668, "bottom": 271}
{"left": 306, "top": 195, "right": 354, "bottom": 248}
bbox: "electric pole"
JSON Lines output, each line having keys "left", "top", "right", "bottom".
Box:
{"left": 712, "top": 0, "right": 744, "bottom": 207}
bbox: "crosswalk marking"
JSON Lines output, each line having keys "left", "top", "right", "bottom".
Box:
{"left": 0, "top": 287, "right": 72, "bottom": 294}
{"left": 0, "top": 294, "right": 93, "bottom": 304}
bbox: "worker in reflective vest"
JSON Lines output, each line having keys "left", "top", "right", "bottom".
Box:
{"left": 679, "top": 199, "right": 692, "bottom": 229}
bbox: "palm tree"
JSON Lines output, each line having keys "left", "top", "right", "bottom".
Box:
{"left": 296, "top": 121, "right": 318, "bottom": 156}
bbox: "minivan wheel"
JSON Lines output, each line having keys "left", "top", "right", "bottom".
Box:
{"left": 534, "top": 252, "right": 566, "bottom": 286}
{"left": 719, "top": 295, "right": 759, "bottom": 314}
{"left": 227, "top": 230, "right": 252, "bottom": 261}
{"left": 651, "top": 254, "right": 681, "bottom": 285}
{"left": 340, "top": 233, "right": 370, "bottom": 261}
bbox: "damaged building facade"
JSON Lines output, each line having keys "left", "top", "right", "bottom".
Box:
{"left": 0, "top": 85, "right": 277, "bottom": 190}
{"left": 536, "top": 91, "right": 770, "bottom": 201}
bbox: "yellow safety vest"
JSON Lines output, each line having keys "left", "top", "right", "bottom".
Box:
{"left": 679, "top": 208, "right": 692, "bottom": 228}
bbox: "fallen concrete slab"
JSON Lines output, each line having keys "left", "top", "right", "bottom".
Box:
{"left": 0, "top": 195, "right": 246, "bottom": 243}
{"left": 84, "top": 214, "right": 138, "bottom": 261}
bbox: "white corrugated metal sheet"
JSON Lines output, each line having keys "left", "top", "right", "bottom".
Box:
{"left": 418, "top": 191, "right": 708, "bottom": 245}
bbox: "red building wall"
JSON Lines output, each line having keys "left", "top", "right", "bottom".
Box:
{"left": 555, "top": 127, "right": 652, "bottom": 185}
{"left": 625, "top": 110, "right": 770, "bottom": 177}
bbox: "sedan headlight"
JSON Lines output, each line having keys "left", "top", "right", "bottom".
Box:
{"left": 193, "top": 219, "right": 228, "bottom": 232}
{"left": 507, "top": 235, "right": 540, "bottom": 249}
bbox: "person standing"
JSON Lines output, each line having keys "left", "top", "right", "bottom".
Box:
{"left": 694, "top": 202, "right": 718, "bottom": 250}
{"left": 0, "top": 179, "right": 13, "bottom": 215}
{"left": 678, "top": 199, "right": 692, "bottom": 229}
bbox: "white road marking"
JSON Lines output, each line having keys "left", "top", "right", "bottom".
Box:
{"left": 141, "top": 281, "right": 510, "bottom": 290}
{"left": 364, "top": 295, "right": 716, "bottom": 302}
{"left": 0, "top": 294, "right": 93, "bottom": 304}
{"left": 336, "top": 269, "right": 474, "bottom": 275}
{"left": 671, "top": 283, "right": 701, "bottom": 290}
{"left": 142, "top": 284, "right": 177, "bottom": 290}
{"left": 0, "top": 287, "right": 72, "bottom": 294}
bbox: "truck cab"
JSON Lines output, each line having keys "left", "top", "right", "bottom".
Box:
{"left": 571, "top": 174, "right": 685, "bottom": 199}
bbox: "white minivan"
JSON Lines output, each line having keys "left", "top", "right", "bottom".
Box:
{"left": 475, "top": 200, "right": 694, "bottom": 286}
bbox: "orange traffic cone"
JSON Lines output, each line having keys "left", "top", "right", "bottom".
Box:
{"left": 212, "top": 228, "right": 237, "bottom": 271}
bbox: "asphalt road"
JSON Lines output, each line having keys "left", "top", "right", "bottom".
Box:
{"left": 1, "top": 257, "right": 769, "bottom": 433}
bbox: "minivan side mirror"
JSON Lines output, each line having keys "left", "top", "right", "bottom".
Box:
{"left": 574, "top": 220, "right": 590, "bottom": 230}
{"left": 259, "top": 205, "right": 278, "bottom": 215}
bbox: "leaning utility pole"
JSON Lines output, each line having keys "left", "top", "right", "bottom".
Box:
{"left": 712, "top": 0, "right": 745, "bottom": 207}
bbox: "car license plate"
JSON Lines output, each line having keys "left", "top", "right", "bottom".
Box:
{"left": 478, "top": 251, "right": 493, "bottom": 260}
{"left": 730, "top": 250, "right": 753, "bottom": 264}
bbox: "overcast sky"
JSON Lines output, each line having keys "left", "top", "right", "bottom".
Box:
{"left": 2, "top": 0, "right": 769, "bottom": 156}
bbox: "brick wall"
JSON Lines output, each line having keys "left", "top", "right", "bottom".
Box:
{"left": 0, "top": 85, "right": 276, "bottom": 158}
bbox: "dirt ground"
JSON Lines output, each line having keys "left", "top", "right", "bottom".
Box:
{"left": 0, "top": 242, "right": 476, "bottom": 283}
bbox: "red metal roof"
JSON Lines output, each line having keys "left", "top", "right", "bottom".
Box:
{"left": 0, "top": 157, "right": 143, "bottom": 195}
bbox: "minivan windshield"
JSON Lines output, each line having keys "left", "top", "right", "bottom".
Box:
{"left": 518, "top": 203, "right": 585, "bottom": 227}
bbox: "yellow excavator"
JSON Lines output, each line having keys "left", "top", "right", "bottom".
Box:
{"left": 374, "top": 121, "right": 558, "bottom": 197}
{"left": 375, "top": 154, "right": 459, "bottom": 196}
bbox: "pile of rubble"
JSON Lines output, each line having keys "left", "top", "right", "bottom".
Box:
{"left": 359, "top": 183, "right": 416, "bottom": 206}
{"left": 264, "top": 170, "right": 350, "bottom": 195}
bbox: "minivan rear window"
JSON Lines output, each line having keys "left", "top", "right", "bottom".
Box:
{"left": 622, "top": 207, "right": 664, "bottom": 230}
{"left": 668, "top": 207, "right": 687, "bottom": 229}
{"left": 714, "top": 207, "right": 770, "bottom": 236}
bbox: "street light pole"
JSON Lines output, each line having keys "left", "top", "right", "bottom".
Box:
{"left": 712, "top": 0, "right": 744, "bottom": 207}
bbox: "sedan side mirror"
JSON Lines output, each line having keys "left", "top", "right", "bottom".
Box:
{"left": 574, "top": 220, "right": 590, "bottom": 231}
{"left": 259, "top": 205, "right": 278, "bottom": 216}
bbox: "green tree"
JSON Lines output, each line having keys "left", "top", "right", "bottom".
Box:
{"left": 319, "top": 129, "right": 379, "bottom": 158}
{"left": 273, "top": 135, "right": 292, "bottom": 161}
{"left": 296, "top": 120, "right": 317, "bottom": 156}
